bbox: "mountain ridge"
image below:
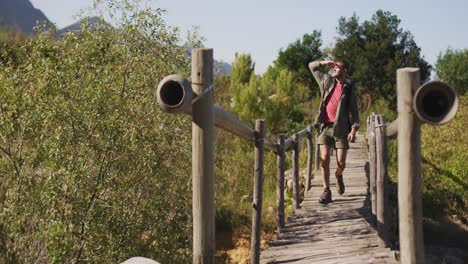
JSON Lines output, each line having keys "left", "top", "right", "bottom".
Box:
{"left": 0, "top": 0, "right": 51, "bottom": 34}
{"left": 0, "top": 0, "right": 232, "bottom": 75}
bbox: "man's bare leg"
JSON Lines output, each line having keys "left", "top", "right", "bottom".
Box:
{"left": 320, "top": 144, "right": 331, "bottom": 189}
{"left": 335, "top": 148, "right": 347, "bottom": 176}
{"left": 335, "top": 148, "right": 347, "bottom": 195}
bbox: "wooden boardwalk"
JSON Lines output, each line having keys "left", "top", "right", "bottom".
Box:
{"left": 260, "top": 135, "right": 398, "bottom": 264}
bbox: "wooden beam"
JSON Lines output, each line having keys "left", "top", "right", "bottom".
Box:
{"left": 284, "top": 127, "right": 309, "bottom": 150}
{"left": 156, "top": 76, "right": 278, "bottom": 151}
{"left": 284, "top": 137, "right": 294, "bottom": 150}
{"left": 296, "top": 127, "right": 309, "bottom": 139}
{"left": 213, "top": 104, "right": 256, "bottom": 140}
{"left": 264, "top": 137, "right": 278, "bottom": 151}
{"left": 386, "top": 118, "right": 398, "bottom": 138}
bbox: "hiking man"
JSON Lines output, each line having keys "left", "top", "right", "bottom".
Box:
{"left": 309, "top": 59, "right": 360, "bottom": 204}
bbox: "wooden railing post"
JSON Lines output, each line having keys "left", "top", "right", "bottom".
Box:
{"left": 292, "top": 133, "right": 300, "bottom": 210}
{"left": 306, "top": 126, "right": 313, "bottom": 192}
{"left": 375, "top": 115, "right": 390, "bottom": 247}
{"left": 191, "top": 48, "right": 215, "bottom": 264}
{"left": 251, "top": 119, "right": 265, "bottom": 264}
{"left": 276, "top": 134, "right": 285, "bottom": 232}
{"left": 314, "top": 134, "right": 320, "bottom": 172}
{"left": 397, "top": 68, "right": 425, "bottom": 263}
{"left": 368, "top": 113, "right": 377, "bottom": 220}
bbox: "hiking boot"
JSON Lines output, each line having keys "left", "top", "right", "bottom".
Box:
{"left": 336, "top": 174, "right": 345, "bottom": 195}
{"left": 319, "top": 188, "right": 332, "bottom": 204}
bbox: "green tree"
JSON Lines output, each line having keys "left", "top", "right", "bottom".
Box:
{"left": 230, "top": 53, "right": 260, "bottom": 121}
{"left": 421, "top": 95, "right": 468, "bottom": 219}
{"left": 0, "top": 0, "right": 202, "bottom": 263}
{"left": 233, "top": 75, "right": 266, "bottom": 122}
{"left": 231, "top": 52, "right": 255, "bottom": 85}
{"left": 269, "top": 31, "right": 323, "bottom": 96}
{"left": 229, "top": 53, "right": 306, "bottom": 133}
{"left": 264, "top": 69, "right": 306, "bottom": 133}
{"left": 332, "top": 10, "right": 431, "bottom": 108}
{"left": 435, "top": 48, "right": 468, "bottom": 95}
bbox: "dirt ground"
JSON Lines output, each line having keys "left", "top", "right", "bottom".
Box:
{"left": 215, "top": 230, "right": 275, "bottom": 264}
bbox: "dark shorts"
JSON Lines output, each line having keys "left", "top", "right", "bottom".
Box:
{"left": 317, "top": 125, "right": 349, "bottom": 149}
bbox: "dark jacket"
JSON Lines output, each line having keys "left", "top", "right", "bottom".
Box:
{"left": 309, "top": 61, "right": 360, "bottom": 138}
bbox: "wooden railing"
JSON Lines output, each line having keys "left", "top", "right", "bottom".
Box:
{"left": 156, "top": 48, "right": 320, "bottom": 264}
{"left": 366, "top": 68, "right": 459, "bottom": 264}
{"left": 366, "top": 113, "right": 393, "bottom": 248}
{"left": 158, "top": 49, "right": 459, "bottom": 264}
{"left": 252, "top": 123, "right": 317, "bottom": 264}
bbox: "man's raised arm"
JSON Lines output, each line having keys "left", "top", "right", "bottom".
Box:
{"left": 309, "top": 60, "right": 335, "bottom": 86}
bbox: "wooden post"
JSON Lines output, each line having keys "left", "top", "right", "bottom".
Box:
{"left": 292, "top": 133, "right": 300, "bottom": 210}
{"left": 366, "top": 116, "right": 372, "bottom": 146}
{"left": 375, "top": 115, "right": 390, "bottom": 247}
{"left": 251, "top": 120, "right": 265, "bottom": 264}
{"left": 276, "top": 134, "right": 286, "bottom": 232}
{"left": 191, "top": 48, "right": 215, "bottom": 264}
{"left": 397, "top": 68, "right": 425, "bottom": 264}
{"left": 314, "top": 134, "right": 320, "bottom": 171}
{"left": 368, "top": 114, "right": 377, "bottom": 220}
{"left": 366, "top": 115, "right": 370, "bottom": 174}
{"left": 306, "top": 126, "right": 313, "bottom": 192}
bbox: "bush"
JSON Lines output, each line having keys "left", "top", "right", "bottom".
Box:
{"left": 368, "top": 95, "right": 467, "bottom": 221}
{"left": 421, "top": 95, "right": 468, "bottom": 220}
{"left": 0, "top": 1, "right": 201, "bottom": 263}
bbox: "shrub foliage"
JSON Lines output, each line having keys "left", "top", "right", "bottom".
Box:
{"left": 0, "top": 1, "right": 198, "bottom": 263}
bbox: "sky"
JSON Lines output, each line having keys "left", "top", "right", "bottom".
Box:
{"left": 30, "top": 0, "right": 468, "bottom": 75}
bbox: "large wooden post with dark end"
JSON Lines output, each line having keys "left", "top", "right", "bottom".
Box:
{"left": 375, "top": 114, "right": 390, "bottom": 247}
{"left": 368, "top": 114, "right": 377, "bottom": 219}
{"left": 191, "top": 48, "right": 215, "bottom": 264}
{"left": 397, "top": 68, "right": 425, "bottom": 264}
{"left": 292, "top": 133, "right": 300, "bottom": 210}
{"left": 306, "top": 126, "right": 313, "bottom": 192}
{"left": 276, "top": 134, "right": 286, "bottom": 232}
{"left": 251, "top": 119, "right": 265, "bottom": 264}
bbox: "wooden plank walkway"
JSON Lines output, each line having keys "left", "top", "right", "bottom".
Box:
{"left": 260, "top": 134, "right": 399, "bottom": 263}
